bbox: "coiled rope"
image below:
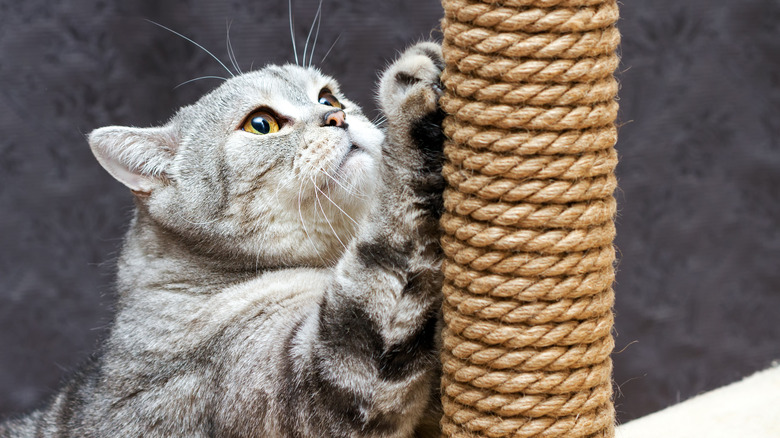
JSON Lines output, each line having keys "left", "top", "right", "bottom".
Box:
{"left": 439, "top": 0, "right": 620, "bottom": 436}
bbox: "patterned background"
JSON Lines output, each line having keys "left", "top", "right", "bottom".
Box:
{"left": 1, "top": 0, "right": 778, "bottom": 425}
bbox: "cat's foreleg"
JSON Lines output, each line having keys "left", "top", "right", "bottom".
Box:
{"left": 285, "top": 43, "right": 445, "bottom": 437}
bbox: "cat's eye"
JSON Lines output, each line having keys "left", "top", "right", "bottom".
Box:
{"left": 318, "top": 89, "right": 343, "bottom": 109}
{"left": 242, "top": 110, "right": 280, "bottom": 135}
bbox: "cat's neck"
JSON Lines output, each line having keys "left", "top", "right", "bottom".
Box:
{"left": 116, "top": 208, "right": 257, "bottom": 297}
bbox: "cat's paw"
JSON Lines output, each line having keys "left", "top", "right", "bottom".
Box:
{"left": 379, "top": 43, "right": 445, "bottom": 218}
{"left": 378, "top": 42, "right": 444, "bottom": 124}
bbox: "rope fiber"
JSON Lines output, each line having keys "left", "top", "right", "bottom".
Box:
{"left": 439, "top": 0, "right": 620, "bottom": 436}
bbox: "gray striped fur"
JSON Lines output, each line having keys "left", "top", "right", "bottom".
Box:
{"left": 0, "top": 42, "right": 444, "bottom": 437}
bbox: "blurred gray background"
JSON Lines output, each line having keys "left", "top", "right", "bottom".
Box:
{"left": 1, "top": 0, "right": 778, "bottom": 425}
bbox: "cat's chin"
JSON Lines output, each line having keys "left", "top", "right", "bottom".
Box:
{"left": 338, "top": 144, "right": 361, "bottom": 168}
{"left": 327, "top": 145, "right": 376, "bottom": 196}
{"left": 336, "top": 144, "right": 366, "bottom": 173}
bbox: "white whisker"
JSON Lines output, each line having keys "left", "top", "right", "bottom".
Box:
{"left": 253, "top": 228, "right": 270, "bottom": 274}
{"left": 314, "top": 173, "right": 360, "bottom": 226}
{"left": 174, "top": 75, "right": 228, "bottom": 89}
{"left": 325, "top": 177, "right": 358, "bottom": 242}
{"left": 226, "top": 20, "right": 243, "bottom": 75}
{"left": 174, "top": 212, "right": 220, "bottom": 226}
{"left": 297, "top": 177, "right": 325, "bottom": 263}
{"left": 273, "top": 175, "right": 297, "bottom": 205}
{"left": 312, "top": 176, "right": 348, "bottom": 251}
{"left": 308, "top": 0, "right": 324, "bottom": 68}
{"left": 288, "top": 0, "right": 299, "bottom": 65}
{"left": 146, "top": 19, "right": 235, "bottom": 78}
{"left": 302, "top": 0, "right": 322, "bottom": 68}
{"left": 320, "top": 33, "right": 342, "bottom": 65}
{"left": 320, "top": 167, "right": 367, "bottom": 201}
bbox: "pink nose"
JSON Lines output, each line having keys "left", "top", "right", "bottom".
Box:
{"left": 323, "top": 110, "right": 347, "bottom": 129}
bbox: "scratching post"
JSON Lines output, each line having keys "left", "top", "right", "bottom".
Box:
{"left": 438, "top": 0, "right": 620, "bottom": 436}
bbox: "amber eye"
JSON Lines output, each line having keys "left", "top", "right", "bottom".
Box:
{"left": 318, "top": 89, "right": 343, "bottom": 109}
{"left": 242, "top": 110, "right": 280, "bottom": 135}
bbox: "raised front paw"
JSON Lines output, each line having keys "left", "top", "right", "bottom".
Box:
{"left": 378, "top": 42, "right": 444, "bottom": 124}
{"left": 378, "top": 42, "right": 445, "bottom": 218}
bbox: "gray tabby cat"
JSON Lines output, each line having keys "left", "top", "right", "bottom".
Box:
{"left": 0, "top": 41, "right": 445, "bottom": 437}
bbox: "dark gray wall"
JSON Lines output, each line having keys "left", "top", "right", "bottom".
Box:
{"left": 1, "top": 0, "right": 778, "bottom": 425}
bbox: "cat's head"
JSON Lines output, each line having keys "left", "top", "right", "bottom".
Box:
{"left": 89, "top": 65, "right": 384, "bottom": 268}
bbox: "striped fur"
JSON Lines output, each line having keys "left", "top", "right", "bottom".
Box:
{"left": 0, "top": 42, "right": 444, "bottom": 437}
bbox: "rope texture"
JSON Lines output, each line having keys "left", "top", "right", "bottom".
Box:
{"left": 439, "top": 0, "right": 619, "bottom": 436}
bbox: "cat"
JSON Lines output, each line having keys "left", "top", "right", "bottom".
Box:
{"left": 0, "top": 41, "right": 445, "bottom": 437}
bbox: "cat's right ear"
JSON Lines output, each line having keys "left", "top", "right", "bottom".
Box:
{"left": 88, "top": 125, "right": 178, "bottom": 194}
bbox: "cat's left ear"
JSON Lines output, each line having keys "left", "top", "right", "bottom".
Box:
{"left": 88, "top": 125, "right": 179, "bottom": 194}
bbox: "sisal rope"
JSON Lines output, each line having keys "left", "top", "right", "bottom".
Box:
{"left": 439, "top": 0, "right": 620, "bottom": 436}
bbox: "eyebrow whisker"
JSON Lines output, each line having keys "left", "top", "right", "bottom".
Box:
{"left": 289, "top": 0, "right": 299, "bottom": 66}
{"left": 226, "top": 19, "right": 243, "bottom": 75}
{"left": 174, "top": 76, "right": 229, "bottom": 89}
{"left": 146, "top": 19, "right": 235, "bottom": 78}
{"left": 302, "top": 0, "right": 323, "bottom": 68}
{"left": 308, "top": 0, "right": 324, "bottom": 68}
{"left": 320, "top": 33, "right": 342, "bottom": 66}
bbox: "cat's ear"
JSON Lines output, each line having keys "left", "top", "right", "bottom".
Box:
{"left": 88, "top": 125, "right": 179, "bottom": 194}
